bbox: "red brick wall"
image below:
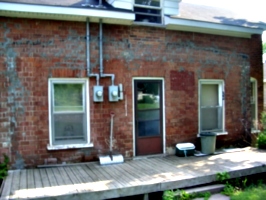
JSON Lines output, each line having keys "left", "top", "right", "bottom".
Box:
{"left": 0, "top": 17, "right": 263, "bottom": 167}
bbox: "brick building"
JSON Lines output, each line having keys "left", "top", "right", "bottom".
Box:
{"left": 0, "top": 0, "right": 265, "bottom": 168}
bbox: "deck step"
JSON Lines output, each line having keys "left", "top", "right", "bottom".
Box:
{"left": 184, "top": 184, "right": 225, "bottom": 195}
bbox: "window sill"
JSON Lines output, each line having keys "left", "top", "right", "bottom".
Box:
{"left": 47, "top": 143, "right": 94, "bottom": 150}
{"left": 197, "top": 131, "right": 228, "bottom": 137}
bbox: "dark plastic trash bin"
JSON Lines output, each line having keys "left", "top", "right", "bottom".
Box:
{"left": 200, "top": 132, "right": 216, "bottom": 154}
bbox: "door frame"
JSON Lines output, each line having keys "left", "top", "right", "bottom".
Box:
{"left": 132, "top": 77, "right": 166, "bottom": 157}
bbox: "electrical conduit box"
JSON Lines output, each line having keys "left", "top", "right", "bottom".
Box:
{"left": 109, "top": 85, "right": 119, "bottom": 102}
{"left": 93, "top": 85, "right": 103, "bottom": 102}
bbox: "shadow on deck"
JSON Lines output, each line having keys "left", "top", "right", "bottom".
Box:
{"left": 1, "top": 147, "right": 266, "bottom": 200}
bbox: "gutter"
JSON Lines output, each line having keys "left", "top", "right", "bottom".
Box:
{"left": 0, "top": 2, "right": 135, "bottom": 23}
{"left": 165, "top": 16, "right": 265, "bottom": 38}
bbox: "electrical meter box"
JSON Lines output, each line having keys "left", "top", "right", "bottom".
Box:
{"left": 109, "top": 85, "right": 119, "bottom": 102}
{"left": 93, "top": 85, "right": 103, "bottom": 102}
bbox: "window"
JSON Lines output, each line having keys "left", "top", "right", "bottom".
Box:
{"left": 48, "top": 78, "right": 92, "bottom": 150}
{"left": 134, "top": 0, "right": 162, "bottom": 24}
{"left": 250, "top": 78, "right": 258, "bottom": 131}
{"left": 199, "top": 80, "right": 226, "bottom": 134}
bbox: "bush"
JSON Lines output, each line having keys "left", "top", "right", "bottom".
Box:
{"left": 260, "top": 112, "right": 266, "bottom": 130}
{"left": 0, "top": 154, "right": 9, "bottom": 179}
{"left": 257, "top": 131, "right": 266, "bottom": 149}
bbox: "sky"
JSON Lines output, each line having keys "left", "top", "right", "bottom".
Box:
{"left": 183, "top": 0, "right": 266, "bottom": 41}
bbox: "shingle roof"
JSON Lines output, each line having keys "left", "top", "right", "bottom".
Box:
{"left": 177, "top": 2, "right": 266, "bottom": 29}
{"left": 0, "top": 0, "right": 265, "bottom": 28}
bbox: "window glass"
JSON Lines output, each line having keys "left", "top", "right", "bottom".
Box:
{"left": 199, "top": 81, "right": 224, "bottom": 132}
{"left": 136, "top": 81, "right": 162, "bottom": 137}
{"left": 54, "top": 84, "right": 83, "bottom": 112}
{"left": 250, "top": 79, "right": 257, "bottom": 129}
{"left": 49, "top": 79, "right": 88, "bottom": 146}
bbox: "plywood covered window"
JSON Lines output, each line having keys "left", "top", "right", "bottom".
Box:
{"left": 199, "top": 80, "right": 225, "bottom": 133}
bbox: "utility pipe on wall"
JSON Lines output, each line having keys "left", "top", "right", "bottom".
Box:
{"left": 99, "top": 19, "right": 115, "bottom": 85}
{"left": 86, "top": 18, "right": 100, "bottom": 85}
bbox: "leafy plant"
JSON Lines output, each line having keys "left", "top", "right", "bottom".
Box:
{"left": 162, "top": 189, "right": 211, "bottom": 200}
{"left": 178, "top": 190, "right": 192, "bottom": 200}
{"left": 0, "top": 154, "right": 9, "bottom": 179}
{"left": 222, "top": 183, "right": 235, "bottom": 196}
{"left": 257, "top": 131, "right": 266, "bottom": 149}
{"left": 216, "top": 171, "right": 230, "bottom": 183}
{"left": 163, "top": 190, "right": 177, "bottom": 200}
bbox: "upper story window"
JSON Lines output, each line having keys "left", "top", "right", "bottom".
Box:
{"left": 134, "top": 0, "right": 162, "bottom": 24}
{"left": 199, "top": 80, "right": 226, "bottom": 134}
{"left": 48, "top": 78, "right": 92, "bottom": 150}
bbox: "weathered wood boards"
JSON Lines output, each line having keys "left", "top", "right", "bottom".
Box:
{"left": 1, "top": 147, "right": 266, "bottom": 200}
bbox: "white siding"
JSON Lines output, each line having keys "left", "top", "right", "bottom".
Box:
{"left": 107, "top": 0, "right": 133, "bottom": 10}
{"left": 164, "top": 0, "right": 181, "bottom": 15}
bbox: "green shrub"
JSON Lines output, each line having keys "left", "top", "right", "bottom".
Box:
{"left": 216, "top": 171, "right": 230, "bottom": 183}
{"left": 257, "top": 131, "right": 266, "bottom": 149}
{"left": 260, "top": 112, "right": 266, "bottom": 130}
{"left": 0, "top": 154, "right": 9, "bottom": 179}
{"left": 162, "top": 189, "right": 211, "bottom": 200}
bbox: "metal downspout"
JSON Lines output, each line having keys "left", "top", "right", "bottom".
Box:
{"left": 99, "top": 19, "right": 115, "bottom": 85}
{"left": 86, "top": 18, "right": 99, "bottom": 85}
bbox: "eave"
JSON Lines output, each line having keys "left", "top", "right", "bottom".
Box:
{"left": 165, "top": 16, "right": 264, "bottom": 38}
{"left": 0, "top": 2, "right": 135, "bottom": 25}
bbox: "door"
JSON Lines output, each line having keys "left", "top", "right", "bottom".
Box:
{"left": 134, "top": 80, "right": 163, "bottom": 156}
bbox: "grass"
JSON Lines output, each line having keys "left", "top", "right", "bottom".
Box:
{"left": 230, "top": 184, "right": 266, "bottom": 200}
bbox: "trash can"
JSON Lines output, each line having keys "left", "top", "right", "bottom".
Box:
{"left": 200, "top": 132, "right": 216, "bottom": 154}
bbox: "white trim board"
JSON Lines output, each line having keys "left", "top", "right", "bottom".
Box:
{"left": 0, "top": 2, "right": 135, "bottom": 24}
{"left": 165, "top": 16, "right": 264, "bottom": 38}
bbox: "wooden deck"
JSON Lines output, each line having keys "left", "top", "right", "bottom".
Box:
{"left": 1, "top": 147, "right": 266, "bottom": 200}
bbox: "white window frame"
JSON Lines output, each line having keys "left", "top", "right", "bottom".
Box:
{"left": 133, "top": 0, "right": 163, "bottom": 24}
{"left": 47, "top": 78, "right": 93, "bottom": 150}
{"left": 250, "top": 77, "right": 259, "bottom": 133}
{"left": 198, "top": 79, "right": 227, "bottom": 136}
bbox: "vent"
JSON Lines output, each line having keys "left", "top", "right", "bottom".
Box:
{"left": 134, "top": 0, "right": 162, "bottom": 24}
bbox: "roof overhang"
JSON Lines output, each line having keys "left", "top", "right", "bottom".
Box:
{"left": 0, "top": 2, "right": 135, "bottom": 25}
{"left": 165, "top": 16, "right": 264, "bottom": 38}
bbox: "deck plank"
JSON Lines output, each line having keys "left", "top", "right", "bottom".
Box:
{"left": 27, "top": 169, "right": 35, "bottom": 189}
{"left": 45, "top": 168, "right": 58, "bottom": 187}
{"left": 39, "top": 168, "right": 50, "bottom": 187}
{"left": 1, "top": 148, "right": 266, "bottom": 200}
{"left": 51, "top": 168, "right": 65, "bottom": 186}
{"left": 85, "top": 163, "right": 120, "bottom": 189}
{"left": 33, "top": 169, "right": 43, "bottom": 188}
{"left": 9, "top": 170, "right": 20, "bottom": 199}
{"left": 114, "top": 161, "right": 152, "bottom": 183}
{"left": 63, "top": 166, "right": 86, "bottom": 193}
{"left": 126, "top": 160, "right": 156, "bottom": 183}
{"left": 57, "top": 166, "right": 75, "bottom": 185}
{"left": 97, "top": 164, "right": 132, "bottom": 187}
{"left": 110, "top": 164, "right": 142, "bottom": 186}
{"left": 1, "top": 170, "right": 14, "bottom": 200}
{"left": 18, "top": 169, "right": 29, "bottom": 199}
